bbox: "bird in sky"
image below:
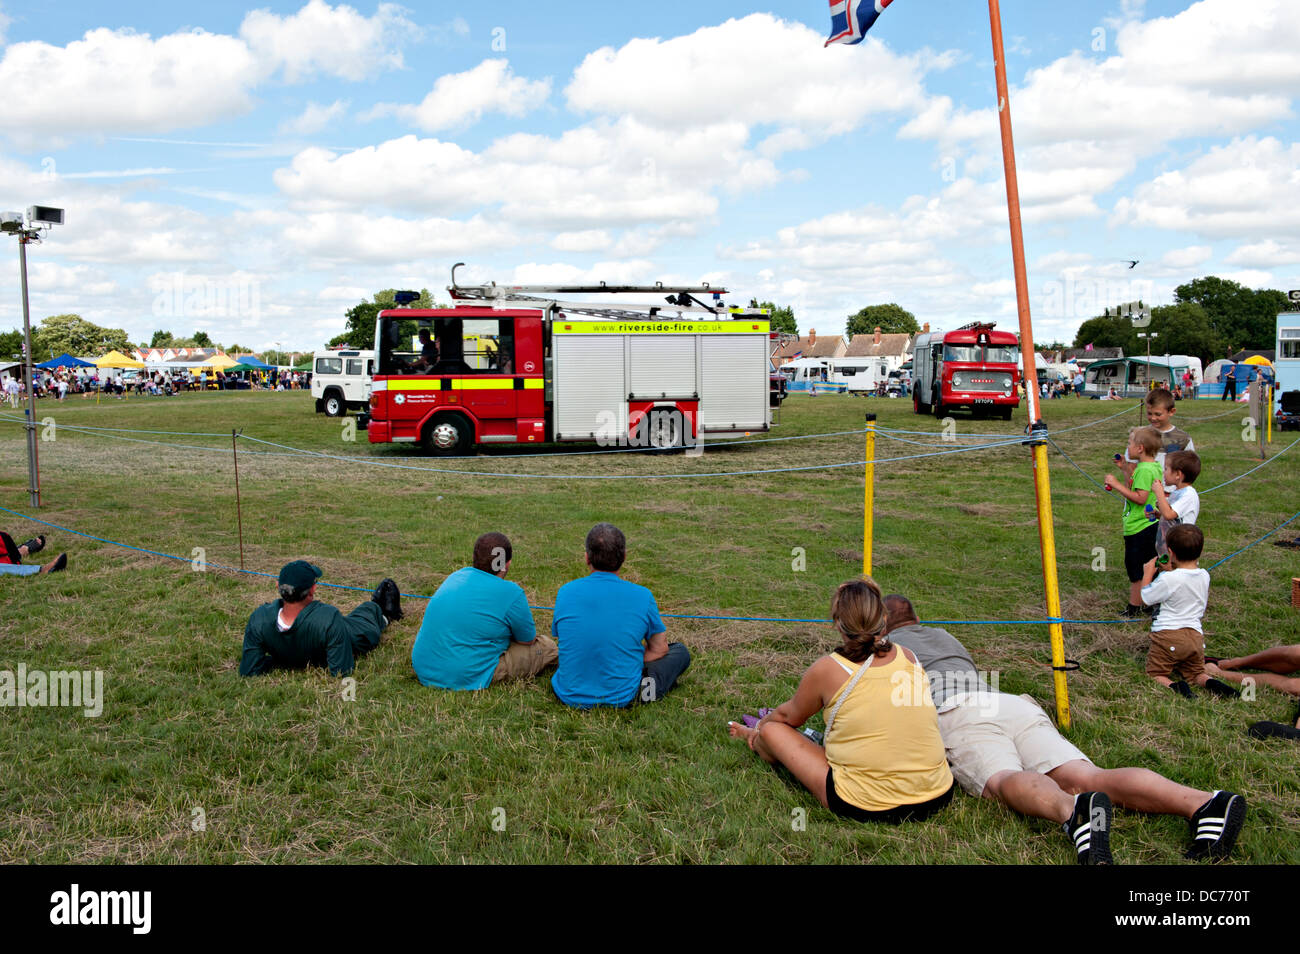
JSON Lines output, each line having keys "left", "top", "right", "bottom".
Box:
{"left": 1126, "top": 260, "right": 1139, "bottom": 268}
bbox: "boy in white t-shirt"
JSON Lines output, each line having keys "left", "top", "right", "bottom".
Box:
{"left": 1147, "top": 450, "right": 1201, "bottom": 568}
{"left": 1139, "top": 524, "right": 1237, "bottom": 699}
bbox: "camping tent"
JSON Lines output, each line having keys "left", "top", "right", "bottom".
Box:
{"left": 95, "top": 350, "right": 145, "bottom": 369}
{"left": 36, "top": 353, "right": 96, "bottom": 369}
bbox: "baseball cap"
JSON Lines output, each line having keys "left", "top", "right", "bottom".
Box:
{"left": 278, "top": 560, "right": 322, "bottom": 589}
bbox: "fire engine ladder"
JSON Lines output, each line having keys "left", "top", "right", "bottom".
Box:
{"left": 448, "top": 263, "right": 737, "bottom": 321}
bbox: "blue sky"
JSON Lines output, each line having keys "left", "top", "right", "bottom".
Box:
{"left": 0, "top": 0, "right": 1295, "bottom": 351}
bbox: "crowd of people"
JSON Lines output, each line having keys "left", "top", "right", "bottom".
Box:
{"left": 0, "top": 365, "right": 309, "bottom": 402}
{"left": 12, "top": 377, "right": 1290, "bottom": 863}
{"left": 229, "top": 481, "right": 1294, "bottom": 863}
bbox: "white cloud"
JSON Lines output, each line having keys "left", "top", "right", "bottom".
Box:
{"left": 0, "top": 28, "right": 260, "bottom": 141}
{"left": 278, "top": 100, "right": 349, "bottom": 136}
{"left": 508, "top": 261, "right": 659, "bottom": 286}
{"left": 1225, "top": 239, "right": 1300, "bottom": 267}
{"left": 550, "top": 230, "right": 611, "bottom": 253}
{"left": 317, "top": 284, "right": 370, "bottom": 301}
{"left": 239, "top": 0, "right": 416, "bottom": 83}
{"left": 366, "top": 59, "right": 551, "bottom": 131}
{"left": 1217, "top": 268, "right": 1275, "bottom": 287}
{"left": 0, "top": 3, "right": 413, "bottom": 142}
{"left": 280, "top": 211, "right": 521, "bottom": 263}
{"left": 273, "top": 120, "right": 734, "bottom": 229}
{"left": 1159, "top": 246, "right": 1214, "bottom": 269}
{"left": 27, "top": 262, "right": 118, "bottom": 297}
{"left": 566, "top": 13, "right": 944, "bottom": 146}
{"left": 1112, "top": 137, "right": 1300, "bottom": 238}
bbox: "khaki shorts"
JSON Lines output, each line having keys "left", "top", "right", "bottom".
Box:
{"left": 939, "top": 693, "right": 1090, "bottom": 797}
{"left": 1145, "top": 628, "right": 1205, "bottom": 681}
{"left": 490, "top": 634, "right": 559, "bottom": 684}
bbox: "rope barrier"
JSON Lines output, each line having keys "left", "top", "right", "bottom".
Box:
{"left": 235, "top": 432, "right": 1031, "bottom": 479}
{"left": 1206, "top": 508, "right": 1300, "bottom": 572}
{"left": 1047, "top": 401, "right": 1144, "bottom": 433}
{"left": 1198, "top": 437, "right": 1299, "bottom": 494}
{"left": 4, "top": 491, "right": 1295, "bottom": 619}
{"left": 1047, "top": 438, "right": 1110, "bottom": 493}
{"left": 0, "top": 504, "right": 1149, "bottom": 625}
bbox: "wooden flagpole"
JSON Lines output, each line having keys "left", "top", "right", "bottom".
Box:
{"left": 988, "top": 0, "right": 1071, "bottom": 728}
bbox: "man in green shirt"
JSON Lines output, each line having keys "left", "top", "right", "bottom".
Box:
{"left": 239, "top": 561, "right": 403, "bottom": 677}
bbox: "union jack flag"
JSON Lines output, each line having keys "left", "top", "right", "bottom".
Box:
{"left": 825, "top": 0, "right": 896, "bottom": 46}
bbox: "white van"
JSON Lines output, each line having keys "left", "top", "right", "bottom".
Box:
{"left": 311, "top": 349, "right": 375, "bottom": 416}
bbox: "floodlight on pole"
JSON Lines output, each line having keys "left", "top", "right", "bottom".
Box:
{"left": 3, "top": 205, "right": 65, "bottom": 508}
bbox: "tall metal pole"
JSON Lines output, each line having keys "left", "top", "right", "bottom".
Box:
{"left": 989, "top": 0, "right": 1070, "bottom": 728}
{"left": 18, "top": 234, "right": 41, "bottom": 507}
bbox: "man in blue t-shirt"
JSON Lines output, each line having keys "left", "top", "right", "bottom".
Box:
{"left": 550, "top": 523, "right": 691, "bottom": 708}
{"left": 411, "top": 532, "right": 555, "bottom": 690}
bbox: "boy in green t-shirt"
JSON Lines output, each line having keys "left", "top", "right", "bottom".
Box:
{"left": 1105, "top": 426, "right": 1164, "bottom": 618}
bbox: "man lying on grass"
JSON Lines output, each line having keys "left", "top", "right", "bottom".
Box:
{"left": 0, "top": 531, "right": 67, "bottom": 576}
{"left": 239, "top": 560, "right": 403, "bottom": 678}
{"left": 883, "top": 594, "right": 1245, "bottom": 864}
{"left": 1206, "top": 646, "right": 1300, "bottom": 740}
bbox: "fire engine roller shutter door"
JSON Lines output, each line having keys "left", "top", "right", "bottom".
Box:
{"left": 628, "top": 335, "right": 697, "bottom": 398}
{"left": 553, "top": 334, "right": 626, "bottom": 440}
{"left": 701, "top": 335, "right": 768, "bottom": 431}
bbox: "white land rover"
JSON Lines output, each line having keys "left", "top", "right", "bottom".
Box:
{"left": 311, "top": 349, "right": 375, "bottom": 417}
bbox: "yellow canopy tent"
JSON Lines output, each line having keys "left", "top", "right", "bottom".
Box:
{"left": 205, "top": 353, "right": 239, "bottom": 370}
{"left": 95, "top": 351, "right": 145, "bottom": 369}
{"left": 1242, "top": 355, "right": 1273, "bottom": 366}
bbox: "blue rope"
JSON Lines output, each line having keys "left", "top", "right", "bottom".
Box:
{"left": 1199, "top": 437, "right": 1299, "bottom": 494}
{"left": 1047, "top": 438, "right": 1111, "bottom": 493}
{"left": 0, "top": 503, "right": 1283, "bottom": 622}
{"left": 1048, "top": 402, "right": 1143, "bottom": 433}
{"left": 1206, "top": 508, "right": 1300, "bottom": 571}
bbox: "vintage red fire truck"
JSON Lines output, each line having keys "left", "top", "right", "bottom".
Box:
{"left": 911, "top": 321, "right": 1021, "bottom": 419}
{"left": 362, "top": 275, "right": 773, "bottom": 455}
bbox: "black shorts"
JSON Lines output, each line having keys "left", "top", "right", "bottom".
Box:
{"left": 1125, "top": 524, "right": 1159, "bottom": 582}
{"left": 825, "top": 769, "right": 954, "bottom": 824}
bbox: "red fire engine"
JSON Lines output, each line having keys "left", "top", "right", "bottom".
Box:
{"left": 362, "top": 272, "right": 773, "bottom": 455}
{"left": 911, "top": 321, "right": 1021, "bottom": 420}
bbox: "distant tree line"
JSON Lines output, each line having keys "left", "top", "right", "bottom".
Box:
{"left": 1072, "top": 276, "right": 1296, "bottom": 362}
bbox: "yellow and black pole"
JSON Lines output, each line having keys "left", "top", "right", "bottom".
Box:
{"left": 990, "top": 0, "right": 1070, "bottom": 728}
{"left": 863, "top": 412, "right": 876, "bottom": 577}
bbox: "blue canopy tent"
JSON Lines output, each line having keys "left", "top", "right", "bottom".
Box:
{"left": 36, "top": 353, "right": 96, "bottom": 369}
{"left": 235, "top": 356, "right": 276, "bottom": 370}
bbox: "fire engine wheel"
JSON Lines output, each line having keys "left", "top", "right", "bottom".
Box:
{"left": 999, "top": 406, "right": 1014, "bottom": 421}
{"left": 323, "top": 391, "right": 346, "bottom": 417}
{"left": 422, "top": 414, "right": 473, "bottom": 456}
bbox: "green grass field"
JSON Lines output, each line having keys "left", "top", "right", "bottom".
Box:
{"left": 1, "top": 388, "right": 1296, "bottom": 864}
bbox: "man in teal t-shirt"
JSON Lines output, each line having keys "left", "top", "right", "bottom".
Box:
{"left": 411, "top": 533, "right": 556, "bottom": 690}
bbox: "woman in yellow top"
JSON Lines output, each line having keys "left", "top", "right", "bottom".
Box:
{"left": 728, "top": 578, "right": 954, "bottom": 823}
